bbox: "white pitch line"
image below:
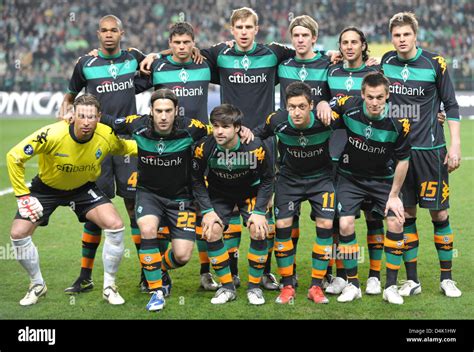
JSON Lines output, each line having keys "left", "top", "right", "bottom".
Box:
{"left": 0, "top": 183, "right": 31, "bottom": 197}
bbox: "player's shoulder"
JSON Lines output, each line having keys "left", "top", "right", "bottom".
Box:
{"left": 421, "top": 49, "right": 448, "bottom": 73}
{"left": 330, "top": 95, "right": 361, "bottom": 110}
{"left": 31, "top": 121, "right": 69, "bottom": 141}
{"left": 126, "top": 47, "right": 145, "bottom": 57}
{"left": 193, "top": 135, "right": 215, "bottom": 159}
{"left": 381, "top": 50, "right": 398, "bottom": 65}
{"left": 328, "top": 62, "right": 345, "bottom": 76}
{"left": 95, "top": 122, "right": 116, "bottom": 138}
{"left": 265, "top": 109, "right": 286, "bottom": 126}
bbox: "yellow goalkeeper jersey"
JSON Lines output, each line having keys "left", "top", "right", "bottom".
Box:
{"left": 7, "top": 120, "right": 137, "bottom": 196}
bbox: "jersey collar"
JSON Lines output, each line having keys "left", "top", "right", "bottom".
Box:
{"left": 69, "top": 124, "right": 93, "bottom": 144}
{"left": 167, "top": 55, "right": 193, "bottom": 66}
{"left": 344, "top": 63, "right": 367, "bottom": 72}
{"left": 295, "top": 51, "right": 321, "bottom": 63}
{"left": 397, "top": 47, "right": 422, "bottom": 62}
{"left": 98, "top": 50, "right": 122, "bottom": 60}
{"left": 288, "top": 111, "right": 315, "bottom": 130}
{"left": 363, "top": 102, "right": 389, "bottom": 121}
{"left": 235, "top": 42, "right": 257, "bottom": 55}
{"left": 216, "top": 136, "right": 241, "bottom": 152}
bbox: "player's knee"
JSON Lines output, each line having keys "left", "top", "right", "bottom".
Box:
{"left": 105, "top": 218, "right": 124, "bottom": 231}
{"left": 339, "top": 217, "right": 355, "bottom": 235}
{"left": 386, "top": 217, "right": 403, "bottom": 233}
{"left": 10, "top": 228, "right": 29, "bottom": 240}
{"left": 174, "top": 250, "right": 192, "bottom": 264}
{"left": 208, "top": 223, "right": 224, "bottom": 242}
{"left": 316, "top": 218, "right": 333, "bottom": 229}
{"left": 276, "top": 218, "right": 292, "bottom": 228}
{"left": 430, "top": 210, "right": 448, "bottom": 222}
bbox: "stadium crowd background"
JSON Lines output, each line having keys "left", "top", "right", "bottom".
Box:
{"left": 1, "top": 0, "right": 472, "bottom": 92}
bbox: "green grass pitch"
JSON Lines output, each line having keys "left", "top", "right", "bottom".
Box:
{"left": 0, "top": 117, "right": 473, "bottom": 320}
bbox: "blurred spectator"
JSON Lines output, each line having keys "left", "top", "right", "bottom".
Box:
{"left": 1, "top": 0, "right": 472, "bottom": 91}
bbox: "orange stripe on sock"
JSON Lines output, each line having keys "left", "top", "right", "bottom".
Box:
{"left": 131, "top": 234, "right": 141, "bottom": 245}
{"left": 328, "top": 258, "right": 335, "bottom": 266}
{"left": 367, "top": 234, "right": 384, "bottom": 244}
{"left": 139, "top": 252, "right": 162, "bottom": 265}
{"left": 274, "top": 241, "right": 294, "bottom": 252}
{"left": 336, "top": 259, "right": 345, "bottom": 269}
{"left": 82, "top": 233, "right": 101, "bottom": 244}
{"left": 291, "top": 228, "right": 300, "bottom": 239}
{"left": 157, "top": 227, "right": 170, "bottom": 235}
{"left": 248, "top": 253, "right": 267, "bottom": 264}
{"left": 81, "top": 257, "right": 94, "bottom": 269}
{"left": 370, "top": 259, "right": 382, "bottom": 272}
{"left": 404, "top": 233, "right": 419, "bottom": 243}
{"left": 434, "top": 234, "right": 453, "bottom": 245}
{"left": 198, "top": 251, "right": 210, "bottom": 264}
{"left": 219, "top": 272, "right": 233, "bottom": 285}
{"left": 248, "top": 275, "right": 262, "bottom": 284}
{"left": 312, "top": 244, "right": 331, "bottom": 257}
{"left": 148, "top": 279, "right": 162, "bottom": 290}
{"left": 279, "top": 266, "right": 293, "bottom": 277}
{"left": 225, "top": 224, "right": 242, "bottom": 233}
{"left": 211, "top": 252, "right": 230, "bottom": 265}
{"left": 312, "top": 268, "right": 327, "bottom": 279}
{"left": 386, "top": 262, "right": 401, "bottom": 270}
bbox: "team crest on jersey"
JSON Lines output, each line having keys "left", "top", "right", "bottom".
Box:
{"left": 241, "top": 55, "right": 251, "bottom": 71}
{"left": 95, "top": 148, "right": 102, "bottom": 159}
{"left": 179, "top": 68, "right": 189, "bottom": 83}
{"left": 108, "top": 63, "right": 118, "bottom": 79}
{"left": 298, "top": 65, "right": 308, "bottom": 82}
{"left": 156, "top": 140, "right": 166, "bottom": 154}
{"left": 298, "top": 134, "right": 309, "bottom": 147}
{"left": 345, "top": 74, "right": 354, "bottom": 92}
{"left": 364, "top": 125, "right": 373, "bottom": 139}
{"left": 401, "top": 64, "right": 410, "bottom": 82}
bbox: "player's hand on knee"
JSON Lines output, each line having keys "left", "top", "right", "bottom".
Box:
{"left": 17, "top": 195, "right": 43, "bottom": 223}
{"left": 248, "top": 213, "right": 268, "bottom": 240}
{"left": 384, "top": 196, "right": 404, "bottom": 225}
{"left": 202, "top": 211, "right": 223, "bottom": 240}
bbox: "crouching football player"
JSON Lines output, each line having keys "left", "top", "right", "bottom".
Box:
{"left": 192, "top": 104, "right": 274, "bottom": 305}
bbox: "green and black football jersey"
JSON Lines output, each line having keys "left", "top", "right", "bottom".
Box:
{"left": 135, "top": 55, "right": 213, "bottom": 123}
{"left": 278, "top": 52, "right": 332, "bottom": 109}
{"left": 191, "top": 136, "right": 274, "bottom": 215}
{"left": 100, "top": 114, "right": 209, "bottom": 199}
{"left": 328, "top": 62, "right": 380, "bottom": 99}
{"left": 327, "top": 62, "right": 380, "bottom": 161}
{"left": 381, "top": 48, "right": 460, "bottom": 150}
{"left": 202, "top": 42, "right": 294, "bottom": 129}
{"left": 330, "top": 96, "right": 411, "bottom": 179}
{"left": 254, "top": 109, "right": 332, "bottom": 178}
{"left": 68, "top": 48, "right": 145, "bottom": 117}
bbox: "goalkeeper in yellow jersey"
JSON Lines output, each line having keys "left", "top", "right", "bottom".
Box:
{"left": 7, "top": 94, "right": 137, "bottom": 306}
